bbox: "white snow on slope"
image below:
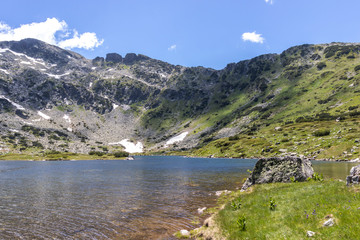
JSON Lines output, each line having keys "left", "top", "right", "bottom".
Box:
{"left": 109, "top": 139, "right": 144, "bottom": 153}
{"left": 0, "top": 95, "right": 25, "bottom": 110}
{"left": 165, "top": 132, "right": 188, "bottom": 146}
{"left": 63, "top": 114, "right": 71, "bottom": 123}
{"left": 0, "top": 69, "right": 9, "bottom": 74}
{"left": 112, "top": 103, "right": 119, "bottom": 110}
{"left": 46, "top": 72, "right": 70, "bottom": 79}
{"left": 0, "top": 48, "right": 47, "bottom": 67}
{"left": 37, "top": 111, "right": 51, "bottom": 120}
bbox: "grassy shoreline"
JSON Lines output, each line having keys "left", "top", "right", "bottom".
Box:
{"left": 188, "top": 179, "right": 360, "bottom": 240}
{"left": 0, "top": 152, "right": 130, "bottom": 161}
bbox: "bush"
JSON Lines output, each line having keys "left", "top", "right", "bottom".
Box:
{"left": 89, "top": 151, "right": 105, "bottom": 156}
{"left": 313, "top": 129, "right": 330, "bottom": 137}
{"left": 317, "top": 62, "right": 327, "bottom": 70}
{"left": 269, "top": 197, "right": 276, "bottom": 211}
{"left": 237, "top": 215, "right": 246, "bottom": 231}
{"left": 354, "top": 65, "right": 360, "bottom": 72}
{"left": 113, "top": 151, "right": 129, "bottom": 158}
{"left": 231, "top": 199, "right": 242, "bottom": 210}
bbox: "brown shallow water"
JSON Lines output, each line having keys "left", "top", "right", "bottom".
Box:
{"left": 0, "top": 157, "right": 356, "bottom": 239}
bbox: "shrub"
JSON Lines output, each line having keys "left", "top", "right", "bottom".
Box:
{"left": 236, "top": 215, "right": 246, "bottom": 231}
{"left": 113, "top": 151, "right": 129, "bottom": 158}
{"left": 269, "top": 197, "right": 276, "bottom": 211}
{"left": 89, "top": 151, "right": 105, "bottom": 156}
{"left": 317, "top": 62, "right": 327, "bottom": 70}
{"left": 354, "top": 65, "right": 360, "bottom": 72}
{"left": 231, "top": 199, "right": 242, "bottom": 210}
{"left": 229, "top": 135, "right": 240, "bottom": 141}
{"left": 313, "top": 129, "right": 330, "bottom": 137}
{"left": 349, "top": 106, "right": 358, "bottom": 111}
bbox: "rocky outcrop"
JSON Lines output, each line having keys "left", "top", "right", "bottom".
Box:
{"left": 241, "top": 156, "right": 314, "bottom": 191}
{"left": 346, "top": 165, "right": 360, "bottom": 185}
{"left": 105, "top": 53, "right": 123, "bottom": 63}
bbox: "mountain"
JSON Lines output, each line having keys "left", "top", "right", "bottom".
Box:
{"left": 1, "top": 38, "right": 360, "bottom": 160}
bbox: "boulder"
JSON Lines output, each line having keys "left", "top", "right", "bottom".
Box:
{"left": 346, "top": 164, "right": 360, "bottom": 185}
{"left": 241, "top": 156, "right": 314, "bottom": 191}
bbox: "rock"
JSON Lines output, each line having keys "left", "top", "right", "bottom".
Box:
{"left": 197, "top": 207, "right": 207, "bottom": 214}
{"left": 323, "top": 218, "right": 334, "bottom": 227}
{"left": 307, "top": 230, "right": 316, "bottom": 237}
{"left": 92, "top": 56, "right": 105, "bottom": 66}
{"left": 105, "top": 53, "right": 123, "bottom": 63}
{"left": 275, "top": 126, "right": 282, "bottom": 131}
{"left": 179, "top": 229, "right": 190, "bottom": 237}
{"left": 346, "top": 165, "right": 360, "bottom": 185}
{"left": 215, "top": 190, "right": 231, "bottom": 196}
{"left": 279, "top": 149, "right": 287, "bottom": 153}
{"left": 241, "top": 156, "right": 314, "bottom": 191}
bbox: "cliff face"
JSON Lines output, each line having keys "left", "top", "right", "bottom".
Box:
{"left": 1, "top": 38, "right": 360, "bottom": 156}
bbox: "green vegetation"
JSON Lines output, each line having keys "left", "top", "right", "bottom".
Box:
{"left": 197, "top": 180, "right": 360, "bottom": 240}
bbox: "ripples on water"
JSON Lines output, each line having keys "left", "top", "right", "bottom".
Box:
{"left": 0, "top": 157, "right": 356, "bottom": 239}
{"left": 0, "top": 156, "right": 256, "bottom": 239}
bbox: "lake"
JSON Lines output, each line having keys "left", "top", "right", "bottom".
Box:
{"left": 0, "top": 156, "right": 357, "bottom": 239}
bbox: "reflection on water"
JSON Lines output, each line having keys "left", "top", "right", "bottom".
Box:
{"left": 312, "top": 161, "right": 359, "bottom": 179}
{"left": 0, "top": 157, "right": 357, "bottom": 239}
{"left": 0, "top": 156, "right": 256, "bottom": 239}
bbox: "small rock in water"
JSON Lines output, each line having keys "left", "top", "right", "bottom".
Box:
{"left": 215, "top": 190, "right": 231, "bottom": 196}
{"left": 307, "top": 230, "right": 316, "bottom": 237}
{"left": 197, "top": 207, "right": 207, "bottom": 214}
{"left": 323, "top": 218, "right": 334, "bottom": 227}
{"left": 180, "top": 229, "right": 190, "bottom": 237}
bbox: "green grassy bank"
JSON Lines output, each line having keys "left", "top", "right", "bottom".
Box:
{"left": 192, "top": 180, "right": 360, "bottom": 240}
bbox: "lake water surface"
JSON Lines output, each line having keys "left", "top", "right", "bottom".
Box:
{"left": 0, "top": 156, "right": 357, "bottom": 239}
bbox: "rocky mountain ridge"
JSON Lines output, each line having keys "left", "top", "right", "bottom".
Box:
{"left": 1, "top": 38, "right": 360, "bottom": 159}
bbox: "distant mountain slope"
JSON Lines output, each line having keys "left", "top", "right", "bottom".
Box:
{"left": 1, "top": 39, "right": 360, "bottom": 160}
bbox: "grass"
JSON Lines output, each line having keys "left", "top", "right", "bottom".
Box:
{"left": 199, "top": 180, "right": 360, "bottom": 239}
{"left": 0, "top": 152, "right": 128, "bottom": 161}
{"left": 190, "top": 117, "right": 360, "bottom": 160}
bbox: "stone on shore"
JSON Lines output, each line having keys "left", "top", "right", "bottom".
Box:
{"left": 241, "top": 156, "right": 314, "bottom": 191}
{"left": 179, "top": 229, "right": 190, "bottom": 237}
{"left": 346, "top": 164, "right": 360, "bottom": 185}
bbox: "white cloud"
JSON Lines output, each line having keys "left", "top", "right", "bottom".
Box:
{"left": 168, "top": 44, "right": 176, "bottom": 51}
{"left": 242, "top": 31, "right": 265, "bottom": 44}
{"left": 0, "top": 18, "right": 103, "bottom": 50}
{"left": 265, "top": 0, "right": 274, "bottom": 4}
{"left": 58, "top": 31, "right": 104, "bottom": 50}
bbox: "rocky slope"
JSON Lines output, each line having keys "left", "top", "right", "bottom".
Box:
{"left": 1, "top": 39, "right": 360, "bottom": 159}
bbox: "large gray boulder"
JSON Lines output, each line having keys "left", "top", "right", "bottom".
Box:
{"left": 241, "top": 156, "right": 314, "bottom": 191}
{"left": 346, "top": 165, "right": 360, "bottom": 185}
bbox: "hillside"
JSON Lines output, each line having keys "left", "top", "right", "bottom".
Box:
{"left": 1, "top": 39, "right": 360, "bottom": 160}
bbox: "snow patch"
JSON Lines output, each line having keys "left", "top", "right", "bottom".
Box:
{"left": 0, "top": 69, "right": 9, "bottom": 74}
{"left": 112, "top": 103, "right": 119, "bottom": 110}
{"left": 46, "top": 72, "right": 70, "bottom": 79}
{"left": 91, "top": 67, "right": 96, "bottom": 70}
{"left": 32, "top": 118, "right": 42, "bottom": 122}
{"left": 0, "top": 48, "right": 8, "bottom": 53}
{"left": 37, "top": 111, "right": 51, "bottom": 120}
{"left": 0, "top": 95, "right": 25, "bottom": 110}
{"left": 67, "top": 127, "right": 73, "bottom": 132}
{"left": 89, "top": 82, "right": 93, "bottom": 87}
{"left": 109, "top": 139, "right": 143, "bottom": 153}
{"left": 165, "top": 132, "right": 188, "bottom": 146}
{"left": 9, "top": 129, "right": 19, "bottom": 133}
{"left": 20, "top": 61, "right": 32, "bottom": 65}
{"left": 63, "top": 114, "right": 71, "bottom": 123}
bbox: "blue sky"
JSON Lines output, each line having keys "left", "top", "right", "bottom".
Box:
{"left": 1, "top": 0, "right": 360, "bottom": 69}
